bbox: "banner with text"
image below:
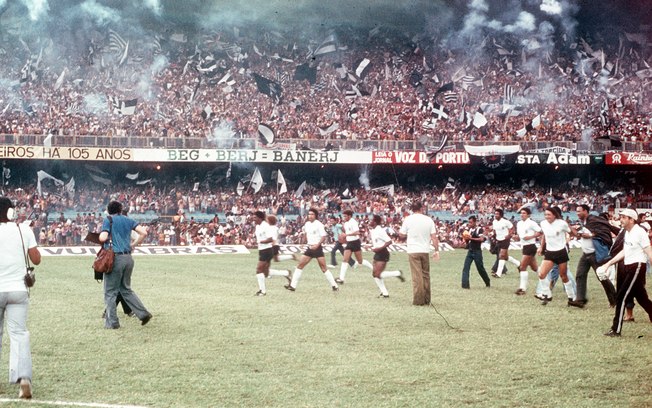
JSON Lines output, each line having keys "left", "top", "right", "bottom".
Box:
{"left": 605, "top": 152, "right": 652, "bottom": 165}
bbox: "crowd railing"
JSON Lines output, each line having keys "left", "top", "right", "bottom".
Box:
{"left": 2, "top": 134, "right": 648, "bottom": 153}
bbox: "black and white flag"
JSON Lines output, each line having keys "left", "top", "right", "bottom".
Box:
{"left": 252, "top": 73, "right": 282, "bottom": 103}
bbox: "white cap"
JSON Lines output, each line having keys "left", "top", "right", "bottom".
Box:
{"left": 619, "top": 209, "right": 638, "bottom": 220}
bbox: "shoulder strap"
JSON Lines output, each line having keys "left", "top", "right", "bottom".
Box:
{"left": 107, "top": 216, "right": 113, "bottom": 248}
{"left": 17, "top": 224, "right": 32, "bottom": 270}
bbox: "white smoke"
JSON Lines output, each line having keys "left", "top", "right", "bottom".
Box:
{"left": 358, "top": 166, "right": 370, "bottom": 191}
{"left": 207, "top": 120, "right": 236, "bottom": 148}
{"left": 143, "top": 0, "right": 162, "bottom": 16}
{"left": 79, "top": 0, "right": 120, "bottom": 25}
{"left": 83, "top": 93, "right": 108, "bottom": 115}
{"left": 540, "top": 0, "right": 563, "bottom": 15}
{"left": 21, "top": 0, "right": 49, "bottom": 21}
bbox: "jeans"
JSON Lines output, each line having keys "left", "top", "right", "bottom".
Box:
{"left": 0, "top": 291, "right": 32, "bottom": 383}
{"left": 461, "top": 249, "right": 490, "bottom": 288}
{"left": 104, "top": 254, "right": 150, "bottom": 328}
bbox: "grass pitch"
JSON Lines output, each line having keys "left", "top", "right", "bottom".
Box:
{"left": 1, "top": 249, "right": 651, "bottom": 407}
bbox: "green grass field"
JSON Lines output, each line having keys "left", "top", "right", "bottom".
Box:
{"left": 1, "top": 249, "right": 651, "bottom": 408}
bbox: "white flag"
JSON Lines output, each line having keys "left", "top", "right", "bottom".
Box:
{"left": 277, "top": 169, "right": 287, "bottom": 194}
{"left": 294, "top": 180, "right": 307, "bottom": 197}
{"left": 125, "top": 172, "right": 139, "bottom": 180}
{"left": 236, "top": 181, "right": 245, "bottom": 196}
{"left": 65, "top": 177, "right": 75, "bottom": 195}
{"left": 250, "top": 167, "right": 263, "bottom": 193}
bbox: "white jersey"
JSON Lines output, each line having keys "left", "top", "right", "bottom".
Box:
{"left": 578, "top": 225, "right": 595, "bottom": 254}
{"left": 540, "top": 219, "right": 570, "bottom": 251}
{"left": 303, "top": 220, "right": 327, "bottom": 246}
{"left": 255, "top": 221, "right": 273, "bottom": 250}
{"left": 0, "top": 222, "right": 37, "bottom": 293}
{"left": 517, "top": 218, "right": 541, "bottom": 245}
{"left": 371, "top": 225, "right": 392, "bottom": 250}
{"left": 623, "top": 224, "right": 651, "bottom": 265}
{"left": 493, "top": 218, "right": 513, "bottom": 241}
{"left": 268, "top": 224, "right": 279, "bottom": 245}
{"left": 400, "top": 213, "right": 436, "bottom": 253}
{"left": 343, "top": 218, "right": 360, "bottom": 242}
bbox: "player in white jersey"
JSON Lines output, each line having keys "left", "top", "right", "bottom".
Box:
{"left": 252, "top": 211, "right": 291, "bottom": 296}
{"left": 491, "top": 208, "right": 520, "bottom": 278}
{"left": 514, "top": 207, "right": 542, "bottom": 295}
{"left": 285, "top": 208, "right": 339, "bottom": 292}
{"left": 369, "top": 215, "right": 405, "bottom": 297}
{"left": 536, "top": 207, "right": 582, "bottom": 307}
{"left": 336, "top": 209, "right": 373, "bottom": 284}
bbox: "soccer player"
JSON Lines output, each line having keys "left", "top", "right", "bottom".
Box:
{"left": 266, "top": 214, "right": 297, "bottom": 264}
{"left": 285, "top": 208, "right": 339, "bottom": 292}
{"left": 369, "top": 214, "right": 405, "bottom": 297}
{"left": 253, "top": 211, "right": 286, "bottom": 296}
{"left": 336, "top": 210, "right": 373, "bottom": 284}
{"left": 514, "top": 207, "right": 542, "bottom": 295}
{"left": 491, "top": 209, "right": 520, "bottom": 278}
{"left": 535, "top": 207, "right": 583, "bottom": 307}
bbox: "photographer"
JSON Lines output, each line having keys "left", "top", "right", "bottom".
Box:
{"left": 0, "top": 196, "right": 41, "bottom": 399}
{"left": 99, "top": 201, "right": 152, "bottom": 329}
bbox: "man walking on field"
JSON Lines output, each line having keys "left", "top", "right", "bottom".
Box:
{"left": 399, "top": 201, "right": 440, "bottom": 306}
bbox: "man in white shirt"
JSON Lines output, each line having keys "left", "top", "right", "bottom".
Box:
{"left": 285, "top": 208, "right": 339, "bottom": 292}
{"left": 399, "top": 202, "right": 440, "bottom": 306}
{"left": 597, "top": 208, "right": 652, "bottom": 337}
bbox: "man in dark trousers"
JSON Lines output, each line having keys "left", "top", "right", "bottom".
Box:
{"left": 573, "top": 205, "right": 620, "bottom": 306}
{"left": 597, "top": 209, "right": 652, "bottom": 337}
{"left": 460, "top": 216, "right": 491, "bottom": 289}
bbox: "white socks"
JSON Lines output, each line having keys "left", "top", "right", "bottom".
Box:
{"left": 519, "top": 271, "right": 528, "bottom": 291}
{"left": 339, "top": 263, "right": 349, "bottom": 281}
{"left": 563, "top": 281, "right": 577, "bottom": 301}
{"left": 380, "top": 270, "right": 401, "bottom": 279}
{"left": 276, "top": 254, "right": 294, "bottom": 262}
{"left": 290, "top": 268, "right": 303, "bottom": 288}
{"left": 374, "top": 277, "right": 389, "bottom": 296}
{"left": 538, "top": 275, "right": 552, "bottom": 297}
{"left": 361, "top": 259, "right": 373, "bottom": 269}
{"left": 324, "top": 271, "right": 337, "bottom": 287}
{"left": 496, "top": 260, "right": 506, "bottom": 277}
{"left": 508, "top": 256, "right": 520, "bottom": 267}
{"left": 269, "top": 269, "right": 290, "bottom": 278}
{"left": 256, "top": 273, "right": 266, "bottom": 293}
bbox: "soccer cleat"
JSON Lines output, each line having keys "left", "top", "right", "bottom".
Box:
{"left": 335, "top": 278, "right": 345, "bottom": 284}
{"left": 284, "top": 284, "right": 296, "bottom": 292}
{"left": 567, "top": 299, "right": 585, "bottom": 308}
{"left": 379, "top": 293, "right": 390, "bottom": 298}
{"left": 514, "top": 288, "right": 526, "bottom": 296}
{"left": 19, "top": 378, "right": 32, "bottom": 399}
{"left": 397, "top": 270, "right": 406, "bottom": 282}
{"left": 491, "top": 272, "right": 501, "bottom": 278}
{"left": 254, "top": 290, "right": 266, "bottom": 297}
{"left": 533, "top": 293, "right": 552, "bottom": 302}
{"left": 332, "top": 286, "right": 339, "bottom": 292}
{"left": 285, "top": 270, "right": 292, "bottom": 284}
{"left": 603, "top": 329, "right": 621, "bottom": 337}
{"left": 539, "top": 295, "right": 552, "bottom": 305}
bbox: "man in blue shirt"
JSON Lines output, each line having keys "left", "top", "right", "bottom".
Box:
{"left": 99, "top": 201, "right": 152, "bottom": 329}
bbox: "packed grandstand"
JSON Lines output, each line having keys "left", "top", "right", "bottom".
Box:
{"left": 0, "top": 0, "right": 650, "bottom": 248}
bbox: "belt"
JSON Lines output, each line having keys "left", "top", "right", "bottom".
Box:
{"left": 114, "top": 251, "right": 131, "bottom": 255}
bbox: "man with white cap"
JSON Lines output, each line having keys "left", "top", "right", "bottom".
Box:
{"left": 597, "top": 208, "right": 652, "bottom": 337}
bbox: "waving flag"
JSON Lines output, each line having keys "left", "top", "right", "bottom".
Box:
{"left": 277, "top": 170, "right": 288, "bottom": 194}
{"left": 250, "top": 167, "right": 263, "bottom": 193}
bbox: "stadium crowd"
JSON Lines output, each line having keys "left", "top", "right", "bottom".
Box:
{"left": 1, "top": 174, "right": 638, "bottom": 249}
{"left": 1, "top": 21, "right": 651, "bottom": 147}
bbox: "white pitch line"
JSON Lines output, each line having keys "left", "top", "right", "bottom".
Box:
{"left": 0, "top": 398, "right": 148, "bottom": 408}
